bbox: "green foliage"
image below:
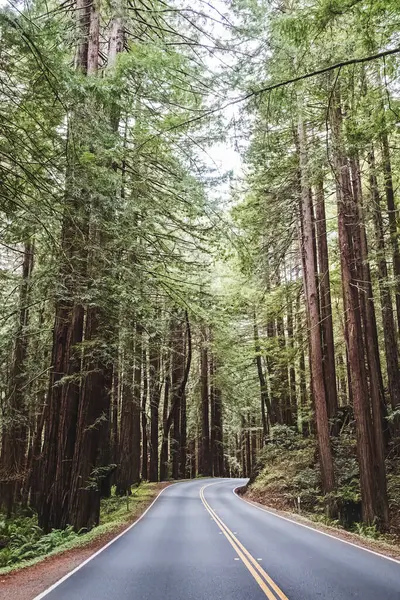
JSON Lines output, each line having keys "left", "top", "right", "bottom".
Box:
{"left": 267, "top": 425, "right": 307, "bottom": 451}
{"left": 250, "top": 425, "right": 363, "bottom": 526}
{"left": 310, "top": 514, "right": 341, "bottom": 528}
{"left": 0, "top": 483, "right": 159, "bottom": 572}
{"left": 331, "top": 429, "right": 361, "bottom": 504}
{"left": 352, "top": 522, "right": 380, "bottom": 540}
{"left": 0, "top": 516, "right": 79, "bottom": 568}
{"left": 387, "top": 459, "right": 400, "bottom": 514}
{"left": 1, "top": 0, "right": 400, "bottom": 555}
{"left": 100, "top": 484, "right": 155, "bottom": 525}
{"left": 250, "top": 426, "right": 318, "bottom": 510}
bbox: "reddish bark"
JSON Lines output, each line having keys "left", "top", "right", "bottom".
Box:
{"left": 315, "top": 178, "right": 338, "bottom": 427}
{"left": 330, "top": 98, "right": 380, "bottom": 523}
{"left": 199, "top": 326, "right": 211, "bottom": 476}
{"left": 298, "top": 119, "right": 335, "bottom": 497}
{"left": 0, "top": 241, "right": 34, "bottom": 514}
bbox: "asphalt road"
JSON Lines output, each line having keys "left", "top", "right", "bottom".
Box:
{"left": 35, "top": 478, "right": 400, "bottom": 600}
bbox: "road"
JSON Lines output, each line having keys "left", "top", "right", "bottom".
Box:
{"left": 35, "top": 478, "right": 400, "bottom": 600}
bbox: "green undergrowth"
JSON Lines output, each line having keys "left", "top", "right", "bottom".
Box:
{"left": 0, "top": 482, "right": 159, "bottom": 574}
{"left": 247, "top": 425, "right": 400, "bottom": 543}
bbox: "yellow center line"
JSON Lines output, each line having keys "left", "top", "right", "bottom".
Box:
{"left": 200, "top": 484, "right": 289, "bottom": 600}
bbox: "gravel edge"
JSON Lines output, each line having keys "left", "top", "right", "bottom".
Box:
{"left": 241, "top": 488, "right": 400, "bottom": 562}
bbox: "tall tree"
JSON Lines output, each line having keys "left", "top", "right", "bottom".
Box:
{"left": 199, "top": 326, "right": 211, "bottom": 476}
{"left": 298, "top": 118, "right": 335, "bottom": 498}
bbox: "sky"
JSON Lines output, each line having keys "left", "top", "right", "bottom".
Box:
{"left": 0, "top": 0, "right": 247, "bottom": 199}
{"left": 190, "top": 0, "right": 250, "bottom": 200}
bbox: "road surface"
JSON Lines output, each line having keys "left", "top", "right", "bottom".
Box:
{"left": 34, "top": 478, "right": 400, "bottom": 600}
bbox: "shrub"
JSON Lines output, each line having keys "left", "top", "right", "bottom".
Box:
{"left": 0, "top": 516, "right": 79, "bottom": 568}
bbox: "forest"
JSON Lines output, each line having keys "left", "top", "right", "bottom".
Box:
{"left": 1, "top": 0, "right": 400, "bottom": 567}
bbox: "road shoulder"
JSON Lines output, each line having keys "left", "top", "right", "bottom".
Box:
{"left": 237, "top": 488, "right": 400, "bottom": 563}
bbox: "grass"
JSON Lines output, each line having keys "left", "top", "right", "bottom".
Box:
{"left": 0, "top": 482, "right": 161, "bottom": 575}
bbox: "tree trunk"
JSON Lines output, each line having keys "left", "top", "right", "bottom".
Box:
{"left": 68, "top": 303, "right": 112, "bottom": 531}
{"left": 351, "top": 155, "right": 389, "bottom": 527}
{"left": 115, "top": 324, "right": 142, "bottom": 496}
{"left": 245, "top": 417, "right": 251, "bottom": 477}
{"left": 0, "top": 240, "right": 34, "bottom": 514}
{"left": 286, "top": 296, "right": 298, "bottom": 428}
{"left": 369, "top": 150, "right": 400, "bottom": 420}
{"left": 159, "top": 312, "right": 191, "bottom": 481}
{"left": 199, "top": 326, "right": 211, "bottom": 475}
{"left": 214, "top": 379, "right": 224, "bottom": 476}
{"left": 141, "top": 344, "right": 148, "bottom": 481}
{"left": 149, "top": 335, "right": 161, "bottom": 482}
{"left": 315, "top": 177, "right": 338, "bottom": 428}
{"left": 298, "top": 118, "right": 335, "bottom": 497}
{"left": 253, "top": 313, "right": 270, "bottom": 438}
{"left": 381, "top": 131, "right": 400, "bottom": 333}
{"left": 171, "top": 320, "right": 183, "bottom": 480}
{"left": 132, "top": 326, "right": 142, "bottom": 485}
{"left": 27, "top": 390, "right": 47, "bottom": 511}
{"left": 159, "top": 359, "right": 170, "bottom": 481}
{"left": 179, "top": 391, "right": 187, "bottom": 479}
{"left": 179, "top": 332, "right": 188, "bottom": 479}
{"left": 187, "top": 439, "right": 196, "bottom": 478}
{"left": 296, "top": 293, "right": 309, "bottom": 436}
{"left": 276, "top": 305, "right": 292, "bottom": 426}
{"left": 330, "top": 98, "right": 377, "bottom": 523}
{"left": 37, "top": 0, "right": 97, "bottom": 532}
{"left": 210, "top": 354, "right": 223, "bottom": 476}
{"left": 110, "top": 365, "right": 120, "bottom": 484}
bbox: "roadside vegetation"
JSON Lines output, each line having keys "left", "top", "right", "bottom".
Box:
{"left": 0, "top": 483, "right": 160, "bottom": 573}
{"left": 246, "top": 426, "right": 400, "bottom": 543}
{"left": 1, "top": 0, "right": 400, "bottom": 573}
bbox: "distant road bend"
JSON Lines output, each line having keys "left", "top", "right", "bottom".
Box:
{"left": 34, "top": 478, "right": 400, "bottom": 600}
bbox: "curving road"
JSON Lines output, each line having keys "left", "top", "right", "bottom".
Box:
{"left": 34, "top": 478, "right": 400, "bottom": 600}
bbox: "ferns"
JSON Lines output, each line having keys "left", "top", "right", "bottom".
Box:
{"left": 0, "top": 482, "right": 158, "bottom": 571}
{"left": 0, "top": 516, "right": 79, "bottom": 568}
{"left": 353, "top": 522, "right": 380, "bottom": 540}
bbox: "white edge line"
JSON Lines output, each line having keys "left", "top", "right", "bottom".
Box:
{"left": 32, "top": 482, "right": 181, "bottom": 600}
{"left": 232, "top": 486, "right": 400, "bottom": 566}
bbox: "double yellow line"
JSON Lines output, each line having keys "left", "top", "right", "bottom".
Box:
{"left": 200, "top": 484, "right": 289, "bottom": 600}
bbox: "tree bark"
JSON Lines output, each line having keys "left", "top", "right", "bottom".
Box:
{"left": 141, "top": 344, "right": 148, "bottom": 481}
{"left": 199, "top": 326, "right": 211, "bottom": 475}
{"left": 381, "top": 131, "right": 400, "bottom": 333}
{"left": 171, "top": 320, "right": 183, "bottom": 480}
{"left": 296, "top": 292, "right": 309, "bottom": 436}
{"left": 298, "top": 118, "right": 335, "bottom": 497}
{"left": 315, "top": 177, "right": 338, "bottom": 428}
{"left": 369, "top": 150, "right": 400, "bottom": 420}
{"left": 111, "top": 364, "right": 120, "bottom": 481}
{"left": 179, "top": 330, "right": 188, "bottom": 479}
{"left": 159, "top": 357, "right": 170, "bottom": 481}
{"left": 330, "top": 98, "right": 378, "bottom": 523}
{"left": 276, "top": 302, "right": 292, "bottom": 426}
{"left": 37, "top": 0, "right": 100, "bottom": 532}
{"left": 286, "top": 295, "right": 298, "bottom": 428}
{"left": 149, "top": 334, "right": 161, "bottom": 482}
{"left": 210, "top": 354, "right": 223, "bottom": 476}
{"left": 253, "top": 314, "right": 269, "bottom": 438}
{"left": 68, "top": 303, "right": 112, "bottom": 531}
{"left": 115, "top": 324, "right": 142, "bottom": 496}
{"left": 0, "top": 240, "right": 34, "bottom": 514}
{"left": 159, "top": 312, "right": 191, "bottom": 481}
{"left": 351, "top": 155, "right": 389, "bottom": 527}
